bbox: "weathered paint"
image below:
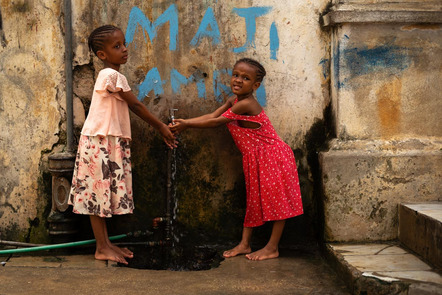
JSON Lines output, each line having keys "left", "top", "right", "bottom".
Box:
{"left": 377, "top": 78, "right": 402, "bottom": 138}
{"left": 125, "top": 4, "right": 280, "bottom": 104}
{"left": 332, "top": 24, "right": 442, "bottom": 140}
{"left": 126, "top": 5, "right": 179, "bottom": 51}
{"left": 340, "top": 44, "right": 412, "bottom": 87}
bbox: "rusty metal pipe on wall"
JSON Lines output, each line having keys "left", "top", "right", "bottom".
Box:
{"left": 64, "top": 0, "right": 74, "bottom": 154}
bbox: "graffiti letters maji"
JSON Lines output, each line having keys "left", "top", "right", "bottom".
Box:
{"left": 126, "top": 4, "right": 280, "bottom": 106}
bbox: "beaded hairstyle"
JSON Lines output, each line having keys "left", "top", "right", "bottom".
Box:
{"left": 88, "top": 25, "right": 121, "bottom": 56}
{"left": 234, "top": 58, "right": 267, "bottom": 82}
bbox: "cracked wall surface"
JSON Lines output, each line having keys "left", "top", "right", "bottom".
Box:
{"left": 0, "top": 1, "right": 64, "bottom": 241}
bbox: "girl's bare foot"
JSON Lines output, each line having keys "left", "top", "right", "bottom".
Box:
{"left": 110, "top": 244, "right": 133, "bottom": 258}
{"left": 245, "top": 246, "right": 279, "bottom": 261}
{"left": 95, "top": 246, "right": 128, "bottom": 264}
{"left": 223, "top": 244, "right": 252, "bottom": 258}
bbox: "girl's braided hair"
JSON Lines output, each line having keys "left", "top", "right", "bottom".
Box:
{"left": 234, "top": 58, "right": 267, "bottom": 82}
{"left": 88, "top": 25, "right": 121, "bottom": 56}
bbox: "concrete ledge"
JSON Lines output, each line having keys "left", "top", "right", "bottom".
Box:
{"left": 400, "top": 203, "right": 442, "bottom": 269}
{"left": 324, "top": 243, "right": 442, "bottom": 295}
{"left": 322, "top": 3, "right": 442, "bottom": 26}
{"left": 320, "top": 139, "right": 442, "bottom": 242}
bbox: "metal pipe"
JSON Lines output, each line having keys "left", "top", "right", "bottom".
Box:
{"left": 0, "top": 240, "right": 45, "bottom": 247}
{"left": 64, "top": 0, "right": 74, "bottom": 153}
{"left": 115, "top": 240, "right": 172, "bottom": 247}
{"left": 152, "top": 217, "right": 168, "bottom": 228}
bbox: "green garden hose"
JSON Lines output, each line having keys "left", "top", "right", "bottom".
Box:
{"left": 0, "top": 234, "right": 127, "bottom": 255}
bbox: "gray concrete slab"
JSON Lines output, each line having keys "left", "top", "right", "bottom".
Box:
{"left": 0, "top": 248, "right": 350, "bottom": 295}
{"left": 344, "top": 254, "right": 432, "bottom": 272}
{"left": 403, "top": 202, "right": 442, "bottom": 222}
{"left": 372, "top": 271, "right": 442, "bottom": 285}
{"left": 325, "top": 243, "right": 442, "bottom": 295}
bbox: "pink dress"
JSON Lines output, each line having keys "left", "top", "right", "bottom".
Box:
{"left": 69, "top": 68, "right": 134, "bottom": 217}
{"left": 222, "top": 101, "right": 303, "bottom": 227}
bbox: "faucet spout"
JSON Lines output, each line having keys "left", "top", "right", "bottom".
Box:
{"left": 169, "top": 108, "right": 178, "bottom": 123}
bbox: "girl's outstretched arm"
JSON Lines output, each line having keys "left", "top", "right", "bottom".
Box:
{"left": 172, "top": 116, "right": 231, "bottom": 132}
{"left": 119, "top": 90, "right": 177, "bottom": 149}
{"left": 170, "top": 96, "right": 236, "bottom": 133}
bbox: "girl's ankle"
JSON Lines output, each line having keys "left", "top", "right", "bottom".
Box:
{"left": 239, "top": 242, "right": 251, "bottom": 249}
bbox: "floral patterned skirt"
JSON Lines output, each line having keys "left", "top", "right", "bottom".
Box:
{"left": 69, "top": 135, "right": 134, "bottom": 217}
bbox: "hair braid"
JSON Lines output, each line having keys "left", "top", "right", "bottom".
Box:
{"left": 88, "top": 25, "right": 121, "bottom": 56}
{"left": 234, "top": 58, "right": 267, "bottom": 82}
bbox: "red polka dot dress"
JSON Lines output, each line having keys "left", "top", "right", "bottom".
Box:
{"left": 222, "top": 101, "right": 303, "bottom": 227}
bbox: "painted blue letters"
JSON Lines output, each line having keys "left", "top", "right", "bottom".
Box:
{"left": 127, "top": 5, "right": 276, "bottom": 103}
{"left": 171, "top": 69, "right": 206, "bottom": 98}
{"left": 137, "top": 68, "right": 165, "bottom": 101}
{"left": 232, "top": 7, "right": 272, "bottom": 53}
{"left": 125, "top": 5, "right": 179, "bottom": 51}
{"left": 212, "top": 69, "right": 233, "bottom": 102}
{"left": 269, "top": 22, "right": 279, "bottom": 60}
{"left": 190, "top": 7, "right": 221, "bottom": 47}
{"left": 256, "top": 83, "right": 266, "bottom": 106}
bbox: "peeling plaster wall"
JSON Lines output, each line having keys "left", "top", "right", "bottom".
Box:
{"left": 1, "top": 0, "right": 331, "bottom": 243}
{"left": 0, "top": 1, "right": 64, "bottom": 241}
{"left": 333, "top": 23, "right": 442, "bottom": 140}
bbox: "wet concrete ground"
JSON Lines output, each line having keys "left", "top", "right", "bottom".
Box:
{"left": 0, "top": 247, "right": 350, "bottom": 295}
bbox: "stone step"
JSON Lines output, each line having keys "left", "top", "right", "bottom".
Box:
{"left": 324, "top": 243, "right": 442, "bottom": 295}
{"left": 399, "top": 202, "right": 442, "bottom": 269}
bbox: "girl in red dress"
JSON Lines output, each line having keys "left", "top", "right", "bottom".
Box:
{"left": 171, "top": 58, "right": 303, "bottom": 260}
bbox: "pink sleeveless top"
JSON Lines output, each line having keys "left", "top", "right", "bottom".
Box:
{"left": 81, "top": 68, "right": 132, "bottom": 139}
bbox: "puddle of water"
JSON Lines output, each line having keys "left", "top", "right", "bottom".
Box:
{"left": 118, "top": 244, "right": 224, "bottom": 271}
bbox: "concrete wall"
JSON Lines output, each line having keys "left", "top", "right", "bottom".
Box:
{"left": 320, "top": 1, "right": 442, "bottom": 242}
{"left": 0, "top": 0, "right": 330, "bottom": 243}
{"left": 0, "top": 1, "right": 65, "bottom": 242}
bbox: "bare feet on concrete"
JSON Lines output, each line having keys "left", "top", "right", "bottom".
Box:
{"left": 95, "top": 246, "right": 128, "bottom": 264}
{"left": 223, "top": 244, "right": 252, "bottom": 258}
{"left": 245, "top": 246, "right": 279, "bottom": 261}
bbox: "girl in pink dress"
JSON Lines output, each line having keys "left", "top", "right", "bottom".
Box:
{"left": 69, "top": 25, "right": 176, "bottom": 264}
{"left": 171, "top": 58, "right": 303, "bottom": 261}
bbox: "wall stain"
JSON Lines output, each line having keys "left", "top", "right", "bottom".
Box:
{"left": 377, "top": 78, "right": 402, "bottom": 138}
{"left": 11, "top": 0, "right": 31, "bottom": 13}
{"left": 401, "top": 24, "right": 442, "bottom": 31}
{"left": 304, "top": 102, "right": 336, "bottom": 243}
{"left": 344, "top": 44, "right": 411, "bottom": 77}
{"left": 0, "top": 6, "right": 6, "bottom": 47}
{"left": 335, "top": 41, "right": 418, "bottom": 89}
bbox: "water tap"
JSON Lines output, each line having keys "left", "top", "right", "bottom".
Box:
{"left": 169, "top": 108, "right": 178, "bottom": 124}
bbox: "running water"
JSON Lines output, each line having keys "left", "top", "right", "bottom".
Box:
{"left": 117, "top": 107, "right": 224, "bottom": 271}
{"left": 169, "top": 108, "right": 180, "bottom": 245}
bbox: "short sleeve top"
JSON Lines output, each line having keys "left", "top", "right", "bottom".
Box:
{"left": 81, "top": 68, "right": 132, "bottom": 139}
